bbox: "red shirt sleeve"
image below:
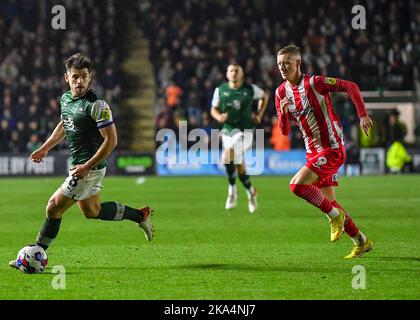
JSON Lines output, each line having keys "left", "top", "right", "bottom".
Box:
{"left": 275, "top": 86, "right": 291, "bottom": 136}
{"left": 312, "top": 76, "right": 368, "bottom": 118}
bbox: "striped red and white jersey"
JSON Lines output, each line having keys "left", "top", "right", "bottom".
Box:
{"left": 275, "top": 74, "right": 367, "bottom": 155}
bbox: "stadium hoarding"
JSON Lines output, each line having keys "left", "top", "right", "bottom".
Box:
{"left": 156, "top": 149, "right": 309, "bottom": 176}
{"left": 113, "top": 152, "right": 155, "bottom": 175}
{"left": 0, "top": 153, "right": 68, "bottom": 177}
{"left": 0, "top": 152, "right": 156, "bottom": 177}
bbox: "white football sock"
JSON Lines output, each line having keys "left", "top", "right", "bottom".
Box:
{"left": 228, "top": 184, "right": 237, "bottom": 196}
{"left": 326, "top": 207, "right": 339, "bottom": 219}
{"left": 246, "top": 186, "right": 255, "bottom": 199}
{"left": 351, "top": 231, "right": 367, "bottom": 245}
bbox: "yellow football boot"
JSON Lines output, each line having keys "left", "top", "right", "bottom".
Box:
{"left": 345, "top": 239, "right": 373, "bottom": 259}
{"left": 329, "top": 208, "right": 345, "bottom": 242}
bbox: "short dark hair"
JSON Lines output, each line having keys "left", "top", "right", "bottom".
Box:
{"left": 65, "top": 53, "right": 93, "bottom": 71}
{"left": 277, "top": 44, "right": 301, "bottom": 56}
{"left": 227, "top": 63, "right": 242, "bottom": 69}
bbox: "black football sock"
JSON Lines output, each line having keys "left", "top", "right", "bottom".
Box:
{"left": 238, "top": 172, "right": 252, "bottom": 190}
{"left": 96, "top": 202, "right": 143, "bottom": 223}
{"left": 225, "top": 162, "right": 237, "bottom": 185}
{"left": 36, "top": 217, "right": 62, "bottom": 250}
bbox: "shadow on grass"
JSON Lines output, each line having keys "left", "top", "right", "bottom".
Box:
{"left": 78, "top": 263, "right": 273, "bottom": 271}
{"left": 78, "top": 263, "right": 340, "bottom": 273}
{"left": 365, "top": 256, "right": 420, "bottom": 262}
{"left": 8, "top": 271, "right": 79, "bottom": 276}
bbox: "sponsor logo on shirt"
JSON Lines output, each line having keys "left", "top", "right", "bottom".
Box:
{"left": 227, "top": 100, "right": 241, "bottom": 110}
{"left": 62, "top": 116, "right": 76, "bottom": 132}
{"left": 100, "top": 107, "right": 111, "bottom": 121}
{"left": 325, "top": 77, "right": 337, "bottom": 85}
{"left": 291, "top": 105, "right": 314, "bottom": 118}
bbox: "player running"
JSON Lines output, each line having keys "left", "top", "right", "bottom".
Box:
{"left": 275, "top": 45, "right": 374, "bottom": 258}
{"left": 211, "top": 64, "right": 269, "bottom": 213}
{"left": 9, "top": 53, "right": 154, "bottom": 269}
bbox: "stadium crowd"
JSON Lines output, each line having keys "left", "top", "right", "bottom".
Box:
{"left": 138, "top": 0, "right": 420, "bottom": 150}
{"left": 0, "top": 0, "right": 122, "bottom": 153}
{"left": 1, "top": 0, "right": 419, "bottom": 153}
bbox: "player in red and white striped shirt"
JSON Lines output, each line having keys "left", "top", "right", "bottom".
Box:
{"left": 275, "top": 44, "right": 374, "bottom": 258}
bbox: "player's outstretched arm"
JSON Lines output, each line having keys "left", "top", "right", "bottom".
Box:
{"left": 30, "top": 121, "right": 65, "bottom": 163}
{"left": 316, "top": 77, "right": 374, "bottom": 136}
{"left": 336, "top": 79, "right": 374, "bottom": 136}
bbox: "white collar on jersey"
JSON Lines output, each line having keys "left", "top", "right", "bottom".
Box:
{"left": 286, "top": 74, "right": 305, "bottom": 90}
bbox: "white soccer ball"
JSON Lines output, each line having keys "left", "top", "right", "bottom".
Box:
{"left": 16, "top": 245, "right": 48, "bottom": 274}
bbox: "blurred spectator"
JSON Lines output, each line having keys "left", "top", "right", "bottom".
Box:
{"left": 165, "top": 81, "right": 183, "bottom": 109}
{"left": 386, "top": 141, "right": 413, "bottom": 174}
{"left": 186, "top": 77, "right": 202, "bottom": 124}
{"left": 345, "top": 140, "right": 362, "bottom": 176}
{"left": 26, "top": 133, "right": 42, "bottom": 153}
{"left": 384, "top": 110, "right": 408, "bottom": 147}
{"left": 384, "top": 109, "right": 413, "bottom": 174}
{"left": 270, "top": 117, "right": 291, "bottom": 151}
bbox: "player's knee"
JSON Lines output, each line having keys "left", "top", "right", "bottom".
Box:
{"left": 290, "top": 175, "right": 300, "bottom": 185}
{"left": 289, "top": 183, "right": 302, "bottom": 196}
{"left": 236, "top": 164, "right": 245, "bottom": 175}
{"left": 46, "top": 200, "right": 62, "bottom": 219}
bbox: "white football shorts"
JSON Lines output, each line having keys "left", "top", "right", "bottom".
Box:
{"left": 60, "top": 167, "right": 106, "bottom": 200}
{"left": 221, "top": 130, "right": 253, "bottom": 162}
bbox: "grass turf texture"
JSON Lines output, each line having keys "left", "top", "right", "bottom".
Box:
{"left": 0, "top": 175, "right": 419, "bottom": 300}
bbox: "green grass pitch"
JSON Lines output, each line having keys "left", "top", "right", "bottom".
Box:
{"left": 0, "top": 175, "right": 419, "bottom": 300}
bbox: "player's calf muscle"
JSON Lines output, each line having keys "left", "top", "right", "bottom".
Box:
{"left": 82, "top": 211, "right": 100, "bottom": 219}
{"left": 79, "top": 204, "right": 101, "bottom": 219}
{"left": 46, "top": 193, "right": 74, "bottom": 218}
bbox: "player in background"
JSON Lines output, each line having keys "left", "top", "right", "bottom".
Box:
{"left": 275, "top": 45, "right": 374, "bottom": 258}
{"left": 9, "top": 53, "right": 154, "bottom": 269}
{"left": 211, "top": 64, "right": 269, "bottom": 213}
